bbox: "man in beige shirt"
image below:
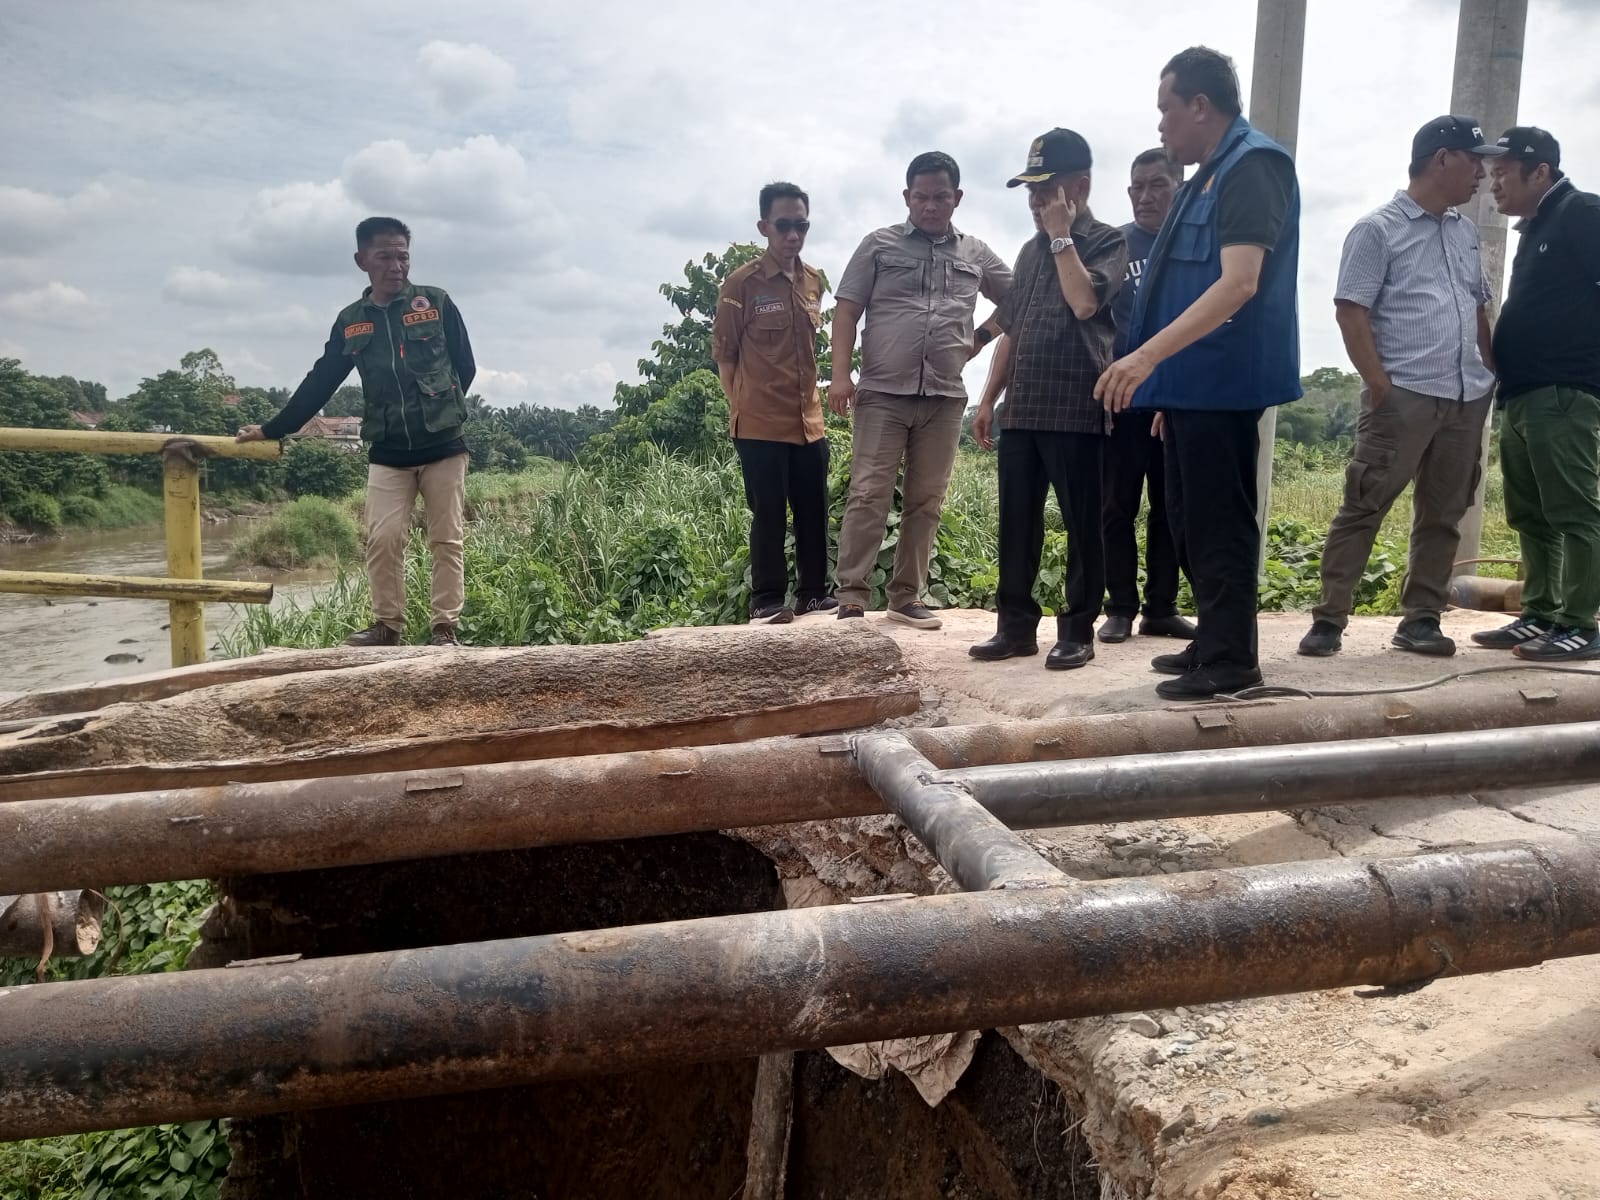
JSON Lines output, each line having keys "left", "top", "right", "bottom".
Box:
{"left": 829, "top": 151, "right": 1012, "bottom": 628}
{"left": 712, "top": 181, "right": 835, "bottom": 623}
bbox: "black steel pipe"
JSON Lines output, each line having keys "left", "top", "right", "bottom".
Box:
{"left": 3, "top": 837, "right": 1598, "bottom": 1141}
{"left": 852, "top": 732, "right": 1069, "bottom": 890}
{"left": 941, "top": 720, "right": 1600, "bottom": 828}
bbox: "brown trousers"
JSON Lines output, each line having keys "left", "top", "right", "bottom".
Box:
{"left": 1313, "top": 386, "right": 1489, "bottom": 627}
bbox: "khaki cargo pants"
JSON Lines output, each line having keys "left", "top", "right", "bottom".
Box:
{"left": 1313, "top": 386, "right": 1489, "bottom": 627}
{"left": 365, "top": 452, "right": 467, "bottom": 632}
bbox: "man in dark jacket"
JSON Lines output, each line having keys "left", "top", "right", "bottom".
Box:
{"left": 239, "top": 216, "right": 475, "bottom": 646}
{"left": 1096, "top": 45, "right": 1301, "bottom": 700}
{"left": 1474, "top": 128, "right": 1600, "bottom": 660}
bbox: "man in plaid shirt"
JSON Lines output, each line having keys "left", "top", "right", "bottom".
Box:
{"left": 971, "top": 128, "right": 1128, "bottom": 669}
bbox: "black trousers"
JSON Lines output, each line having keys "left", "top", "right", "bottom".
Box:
{"left": 997, "top": 428, "right": 1105, "bottom": 644}
{"left": 734, "top": 436, "right": 832, "bottom": 609}
{"left": 1102, "top": 408, "right": 1183, "bottom": 618}
{"left": 1163, "top": 408, "right": 1261, "bottom": 668}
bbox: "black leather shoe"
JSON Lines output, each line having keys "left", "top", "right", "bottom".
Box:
{"left": 1140, "top": 613, "right": 1197, "bottom": 639}
{"left": 1151, "top": 643, "right": 1196, "bottom": 675}
{"left": 1098, "top": 616, "right": 1134, "bottom": 643}
{"left": 1045, "top": 640, "right": 1095, "bottom": 670}
{"left": 1155, "top": 663, "right": 1263, "bottom": 701}
{"left": 969, "top": 635, "right": 1039, "bottom": 661}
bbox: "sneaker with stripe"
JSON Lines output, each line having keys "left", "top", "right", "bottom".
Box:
{"left": 1470, "top": 616, "right": 1553, "bottom": 649}
{"left": 1513, "top": 626, "right": 1600, "bottom": 661}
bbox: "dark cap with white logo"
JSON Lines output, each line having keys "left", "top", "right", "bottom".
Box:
{"left": 1411, "top": 115, "right": 1504, "bottom": 163}
{"left": 1496, "top": 126, "right": 1561, "bottom": 171}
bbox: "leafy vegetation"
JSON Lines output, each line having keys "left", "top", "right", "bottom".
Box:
{"left": 0, "top": 882, "right": 222, "bottom": 1199}
{"left": 226, "top": 496, "right": 361, "bottom": 570}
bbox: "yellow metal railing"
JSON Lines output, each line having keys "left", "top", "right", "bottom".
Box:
{"left": 0, "top": 427, "right": 283, "bottom": 666}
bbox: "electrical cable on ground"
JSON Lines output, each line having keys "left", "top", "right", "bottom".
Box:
{"left": 1219, "top": 662, "right": 1600, "bottom": 702}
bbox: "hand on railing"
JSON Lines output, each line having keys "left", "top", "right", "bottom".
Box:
{"left": 235, "top": 424, "right": 265, "bottom": 443}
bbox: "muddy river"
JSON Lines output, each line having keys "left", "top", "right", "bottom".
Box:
{"left": 0, "top": 519, "right": 333, "bottom": 697}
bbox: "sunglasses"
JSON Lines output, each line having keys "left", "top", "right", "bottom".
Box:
{"left": 770, "top": 219, "right": 810, "bottom": 234}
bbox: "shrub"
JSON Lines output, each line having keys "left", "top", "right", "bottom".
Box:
{"left": 59, "top": 493, "right": 103, "bottom": 525}
{"left": 7, "top": 491, "right": 62, "bottom": 532}
{"left": 283, "top": 438, "right": 366, "bottom": 500}
{"left": 227, "top": 496, "right": 360, "bottom": 569}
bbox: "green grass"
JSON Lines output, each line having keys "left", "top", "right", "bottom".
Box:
{"left": 225, "top": 496, "right": 360, "bottom": 570}
{"left": 219, "top": 444, "right": 1518, "bottom": 655}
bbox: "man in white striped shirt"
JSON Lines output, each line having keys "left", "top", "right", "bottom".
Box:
{"left": 1299, "top": 116, "right": 1503, "bottom": 659}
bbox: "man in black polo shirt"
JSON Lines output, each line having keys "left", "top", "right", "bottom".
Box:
{"left": 969, "top": 128, "right": 1128, "bottom": 669}
{"left": 1475, "top": 127, "right": 1600, "bottom": 660}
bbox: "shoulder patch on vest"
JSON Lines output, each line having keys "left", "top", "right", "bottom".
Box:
{"left": 343, "top": 321, "right": 375, "bottom": 338}
{"left": 402, "top": 308, "right": 440, "bottom": 326}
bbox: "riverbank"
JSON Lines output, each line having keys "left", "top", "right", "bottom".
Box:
{"left": 0, "top": 484, "right": 277, "bottom": 544}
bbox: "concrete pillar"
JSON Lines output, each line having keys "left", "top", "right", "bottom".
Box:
{"left": 1247, "top": 0, "right": 1307, "bottom": 568}
{"left": 1451, "top": 0, "right": 1527, "bottom": 573}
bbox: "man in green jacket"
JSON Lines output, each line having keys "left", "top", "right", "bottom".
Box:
{"left": 239, "top": 216, "right": 475, "bottom": 646}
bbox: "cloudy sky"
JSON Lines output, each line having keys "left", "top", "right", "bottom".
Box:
{"left": 3, "top": 0, "right": 1597, "bottom": 410}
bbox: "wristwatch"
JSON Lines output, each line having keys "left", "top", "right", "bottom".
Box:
{"left": 1049, "top": 236, "right": 1075, "bottom": 255}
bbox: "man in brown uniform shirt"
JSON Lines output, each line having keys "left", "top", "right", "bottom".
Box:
{"left": 713, "top": 181, "right": 837, "bottom": 623}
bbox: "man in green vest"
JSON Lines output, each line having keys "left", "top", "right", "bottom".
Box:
{"left": 238, "top": 216, "right": 475, "bottom": 646}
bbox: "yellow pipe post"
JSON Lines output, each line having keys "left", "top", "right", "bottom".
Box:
{"left": 163, "top": 449, "right": 205, "bottom": 667}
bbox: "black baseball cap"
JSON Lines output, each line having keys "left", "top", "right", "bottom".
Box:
{"left": 1496, "top": 126, "right": 1561, "bottom": 170}
{"left": 1411, "top": 115, "right": 1505, "bottom": 164}
{"left": 1008, "top": 128, "right": 1093, "bottom": 188}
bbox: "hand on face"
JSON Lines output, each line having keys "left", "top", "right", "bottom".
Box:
{"left": 1036, "top": 184, "right": 1078, "bottom": 240}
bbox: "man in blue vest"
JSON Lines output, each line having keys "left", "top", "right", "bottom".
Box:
{"left": 1096, "top": 46, "right": 1302, "bottom": 700}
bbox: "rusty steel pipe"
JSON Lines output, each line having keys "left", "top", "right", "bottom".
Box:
{"left": 8, "top": 678, "right": 1600, "bottom": 894}
{"left": 3, "top": 838, "right": 1598, "bottom": 1141}
{"left": 941, "top": 720, "right": 1600, "bottom": 829}
{"left": 853, "top": 732, "right": 1069, "bottom": 890}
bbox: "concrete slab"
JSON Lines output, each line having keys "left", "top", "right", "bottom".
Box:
{"left": 731, "top": 608, "right": 1600, "bottom": 1199}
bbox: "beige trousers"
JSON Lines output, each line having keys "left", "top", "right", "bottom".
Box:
{"left": 835, "top": 391, "right": 965, "bottom": 609}
{"left": 364, "top": 453, "right": 467, "bottom": 631}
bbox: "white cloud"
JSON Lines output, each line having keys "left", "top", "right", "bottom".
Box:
{"left": 225, "top": 180, "right": 362, "bottom": 277}
{"left": 474, "top": 362, "right": 617, "bottom": 409}
{"left": 163, "top": 266, "right": 236, "bottom": 305}
{"left": 0, "top": 182, "right": 113, "bottom": 255}
{"left": 417, "top": 41, "right": 516, "bottom": 114}
{"left": 216, "top": 304, "right": 326, "bottom": 335}
{"left": 0, "top": 282, "right": 95, "bottom": 326}
{"left": 472, "top": 367, "right": 533, "bottom": 398}
{"left": 342, "top": 136, "right": 551, "bottom": 227}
